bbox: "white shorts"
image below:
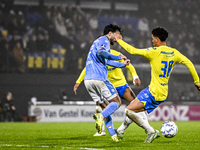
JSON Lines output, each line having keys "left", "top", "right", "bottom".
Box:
{"left": 84, "top": 79, "right": 118, "bottom": 104}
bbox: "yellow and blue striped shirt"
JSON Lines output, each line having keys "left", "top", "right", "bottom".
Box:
{"left": 118, "top": 39, "right": 199, "bottom": 101}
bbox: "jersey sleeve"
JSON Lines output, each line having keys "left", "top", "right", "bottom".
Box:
{"left": 125, "top": 63, "right": 138, "bottom": 77}
{"left": 111, "top": 48, "right": 138, "bottom": 76}
{"left": 97, "top": 50, "right": 121, "bottom": 60}
{"left": 76, "top": 67, "right": 86, "bottom": 84}
{"left": 117, "top": 39, "right": 156, "bottom": 60}
{"left": 106, "top": 60, "right": 125, "bottom": 68}
{"left": 175, "top": 50, "right": 200, "bottom": 85}
{"left": 97, "top": 38, "right": 110, "bottom": 52}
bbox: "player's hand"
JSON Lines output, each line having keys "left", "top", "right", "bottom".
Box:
{"left": 133, "top": 75, "right": 141, "bottom": 87}
{"left": 73, "top": 83, "right": 80, "bottom": 95}
{"left": 120, "top": 54, "right": 127, "bottom": 60}
{"left": 124, "top": 59, "right": 130, "bottom": 66}
{"left": 195, "top": 84, "right": 200, "bottom": 91}
{"left": 114, "top": 33, "right": 122, "bottom": 41}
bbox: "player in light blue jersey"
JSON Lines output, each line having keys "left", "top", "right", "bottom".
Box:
{"left": 84, "top": 24, "right": 130, "bottom": 142}
{"left": 84, "top": 36, "right": 126, "bottom": 81}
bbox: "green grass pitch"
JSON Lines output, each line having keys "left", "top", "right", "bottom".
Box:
{"left": 0, "top": 121, "right": 200, "bottom": 150}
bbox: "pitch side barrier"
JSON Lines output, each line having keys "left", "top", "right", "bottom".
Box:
{"left": 28, "top": 101, "right": 200, "bottom": 122}
{"left": 28, "top": 101, "right": 126, "bottom": 122}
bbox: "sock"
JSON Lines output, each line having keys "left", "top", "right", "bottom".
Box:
{"left": 101, "top": 102, "right": 119, "bottom": 118}
{"left": 136, "top": 111, "right": 153, "bottom": 134}
{"left": 104, "top": 115, "right": 116, "bottom": 136}
{"left": 125, "top": 108, "right": 155, "bottom": 134}
{"left": 117, "top": 116, "right": 133, "bottom": 134}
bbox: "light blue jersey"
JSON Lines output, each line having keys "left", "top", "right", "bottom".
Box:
{"left": 84, "top": 36, "right": 112, "bottom": 81}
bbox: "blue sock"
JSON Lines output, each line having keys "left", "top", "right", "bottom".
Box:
{"left": 101, "top": 101, "right": 119, "bottom": 118}
{"left": 104, "top": 115, "right": 116, "bottom": 136}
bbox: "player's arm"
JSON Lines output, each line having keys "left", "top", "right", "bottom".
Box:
{"left": 74, "top": 67, "right": 86, "bottom": 95}
{"left": 107, "top": 59, "right": 130, "bottom": 68}
{"left": 97, "top": 49, "right": 127, "bottom": 60}
{"left": 177, "top": 52, "right": 200, "bottom": 90}
{"left": 126, "top": 63, "right": 141, "bottom": 87}
{"left": 114, "top": 34, "right": 154, "bottom": 59}
{"left": 117, "top": 39, "right": 154, "bottom": 59}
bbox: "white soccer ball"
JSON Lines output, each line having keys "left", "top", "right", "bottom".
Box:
{"left": 160, "top": 121, "right": 178, "bottom": 138}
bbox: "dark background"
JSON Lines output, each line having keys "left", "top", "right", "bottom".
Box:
{"left": 0, "top": 0, "right": 200, "bottom": 117}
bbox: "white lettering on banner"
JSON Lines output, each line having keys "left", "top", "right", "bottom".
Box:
{"left": 189, "top": 111, "right": 200, "bottom": 117}
{"left": 179, "top": 106, "right": 189, "bottom": 121}
{"left": 148, "top": 105, "right": 189, "bottom": 121}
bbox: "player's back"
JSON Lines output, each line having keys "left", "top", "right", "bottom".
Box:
{"left": 84, "top": 36, "right": 110, "bottom": 81}
{"left": 148, "top": 46, "right": 181, "bottom": 101}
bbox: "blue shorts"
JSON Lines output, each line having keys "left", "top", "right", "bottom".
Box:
{"left": 137, "top": 87, "right": 165, "bottom": 114}
{"left": 115, "top": 84, "right": 129, "bottom": 98}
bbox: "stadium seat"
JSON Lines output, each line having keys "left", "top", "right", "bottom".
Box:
{"left": 34, "top": 52, "right": 45, "bottom": 69}
{"left": 27, "top": 53, "right": 35, "bottom": 68}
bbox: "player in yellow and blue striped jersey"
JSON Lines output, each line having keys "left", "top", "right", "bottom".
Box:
{"left": 114, "top": 26, "right": 200, "bottom": 143}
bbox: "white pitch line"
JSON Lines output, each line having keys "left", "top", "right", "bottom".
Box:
{"left": 0, "top": 144, "right": 104, "bottom": 150}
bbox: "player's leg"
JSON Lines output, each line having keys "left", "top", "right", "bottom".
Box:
{"left": 89, "top": 80, "right": 121, "bottom": 141}
{"left": 99, "top": 81, "right": 121, "bottom": 141}
{"left": 98, "top": 100, "right": 121, "bottom": 141}
{"left": 117, "top": 87, "right": 156, "bottom": 138}
{"left": 100, "top": 96, "right": 121, "bottom": 142}
{"left": 125, "top": 98, "right": 159, "bottom": 143}
{"left": 84, "top": 80, "right": 105, "bottom": 134}
{"left": 100, "top": 96, "right": 121, "bottom": 119}
{"left": 115, "top": 86, "right": 134, "bottom": 137}
{"left": 93, "top": 103, "right": 106, "bottom": 136}
{"left": 95, "top": 104, "right": 120, "bottom": 141}
{"left": 96, "top": 80, "right": 121, "bottom": 120}
{"left": 125, "top": 87, "right": 163, "bottom": 143}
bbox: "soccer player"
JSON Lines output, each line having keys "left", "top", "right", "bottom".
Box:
{"left": 114, "top": 26, "right": 200, "bottom": 143}
{"left": 74, "top": 49, "right": 159, "bottom": 140}
{"left": 83, "top": 24, "right": 130, "bottom": 142}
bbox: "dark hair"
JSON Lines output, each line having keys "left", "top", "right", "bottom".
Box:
{"left": 152, "top": 27, "right": 168, "bottom": 42}
{"left": 103, "top": 24, "right": 122, "bottom": 35}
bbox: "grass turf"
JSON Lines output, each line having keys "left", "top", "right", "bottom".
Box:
{"left": 0, "top": 121, "right": 200, "bottom": 150}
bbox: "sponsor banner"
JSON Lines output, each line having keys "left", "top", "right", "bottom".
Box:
{"left": 29, "top": 105, "right": 126, "bottom": 122}
{"left": 147, "top": 105, "right": 200, "bottom": 121}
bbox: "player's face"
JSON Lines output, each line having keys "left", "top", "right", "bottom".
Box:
{"left": 151, "top": 34, "right": 158, "bottom": 47}
{"left": 110, "top": 31, "right": 121, "bottom": 45}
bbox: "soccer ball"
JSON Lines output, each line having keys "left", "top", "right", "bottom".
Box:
{"left": 160, "top": 121, "right": 178, "bottom": 138}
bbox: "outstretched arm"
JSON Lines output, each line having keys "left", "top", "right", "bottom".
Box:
{"left": 74, "top": 67, "right": 86, "bottom": 95}
{"left": 97, "top": 49, "right": 127, "bottom": 60}
{"left": 107, "top": 59, "right": 130, "bottom": 68}
{"left": 114, "top": 34, "right": 153, "bottom": 59}
{"left": 177, "top": 53, "right": 200, "bottom": 91}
